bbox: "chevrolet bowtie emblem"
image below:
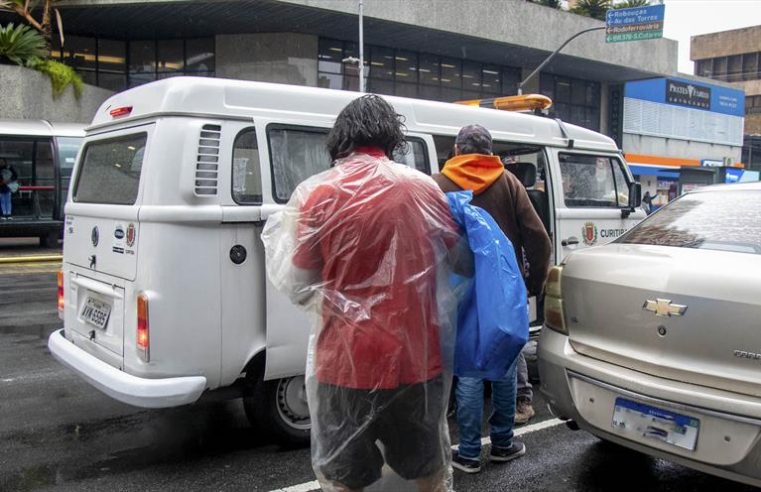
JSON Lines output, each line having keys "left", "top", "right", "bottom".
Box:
{"left": 643, "top": 299, "right": 687, "bottom": 317}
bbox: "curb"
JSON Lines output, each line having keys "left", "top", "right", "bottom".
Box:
{"left": 0, "top": 255, "right": 63, "bottom": 264}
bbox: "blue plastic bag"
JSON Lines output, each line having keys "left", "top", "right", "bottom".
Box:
{"left": 447, "top": 191, "right": 528, "bottom": 381}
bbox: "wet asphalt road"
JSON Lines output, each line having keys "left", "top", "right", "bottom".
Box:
{"left": 0, "top": 263, "right": 758, "bottom": 491}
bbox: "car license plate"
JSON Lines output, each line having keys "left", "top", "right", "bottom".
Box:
{"left": 80, "top": 297, "right": 111, "bottom": 330}
{"left": 612, "top": 397, "right": 699, "bottom": 451}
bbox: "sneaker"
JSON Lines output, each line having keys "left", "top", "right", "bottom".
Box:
{"left": 489, "top": 441, "right": 526, "bottom": 463}
{"left": 514, "top": 398, "right": 535, "bottom": 425}
{"left": 451, "top": 450, "right": 481, "bottom": 474}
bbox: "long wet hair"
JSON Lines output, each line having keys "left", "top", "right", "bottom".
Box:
{"left": 326, "top": 94, "right": 408, "bottom": 161}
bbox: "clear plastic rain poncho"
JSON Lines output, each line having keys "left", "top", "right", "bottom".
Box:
{"left": 262, "top": 150, "right": 468, "bottom": 492}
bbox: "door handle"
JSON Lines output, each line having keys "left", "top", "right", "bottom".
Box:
{"left": 562, "top": 237, "right": 579, "bottom": 247}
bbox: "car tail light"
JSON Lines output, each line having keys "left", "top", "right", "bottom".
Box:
{"left": 544, "top": 266, "right": 567, "bottom": 334}
{"left": 137, "top": 293, "right": 150, "bottom": 362}
{"left": 57, "top": 270, "right": 64, "bottom": 319}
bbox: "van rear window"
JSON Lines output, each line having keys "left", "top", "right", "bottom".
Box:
{"left": 74, "top": 134, "right": 146, "bottom": 205}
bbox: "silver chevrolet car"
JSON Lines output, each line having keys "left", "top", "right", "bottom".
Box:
{"left": 539, "top": 181, "right": 761, "bottom": 487}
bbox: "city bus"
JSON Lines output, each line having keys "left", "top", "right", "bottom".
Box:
{"left": 0, "top": 120, "right": 86, "bottom": 247}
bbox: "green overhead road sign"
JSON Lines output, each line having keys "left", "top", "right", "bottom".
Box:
{"left": 606, "top": 4, "right": 666, "bottom": 43}
{"left": 607, "top": 31, "right": 664, "bottom": 43}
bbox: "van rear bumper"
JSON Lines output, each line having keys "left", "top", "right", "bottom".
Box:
{"left": 48, "top": 329, "right": 206, "bottom": 408}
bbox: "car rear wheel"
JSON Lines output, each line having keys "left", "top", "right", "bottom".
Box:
{"left": 243, "top": 373, "right": 311, "bottom": 446}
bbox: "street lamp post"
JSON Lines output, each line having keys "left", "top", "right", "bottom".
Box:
{"left": 341, "top": 0, "right": 365, "bottom": 92}
{"left": 517, "top": 26, "right": 606, "bottom": 95}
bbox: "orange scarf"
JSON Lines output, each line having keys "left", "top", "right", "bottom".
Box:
{"left": 441, "top": 154, "right": 504, "bottom": 195}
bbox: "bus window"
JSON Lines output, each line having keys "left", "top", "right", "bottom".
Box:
{"left": 35, "top": 140, "right": 55, "bottom": 219}
{"left": 55, "top": 136, "right": 83, "bottom": 218}
{"left": 0, "top": 137, "right": 57, "bottom": 219}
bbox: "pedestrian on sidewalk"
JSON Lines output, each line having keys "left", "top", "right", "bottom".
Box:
{"left": 0, "top": 158, "right": 19, "bottom": 219}
{"left": 433, "top": 124, "right": 551, "bottom": 474}
{"left": 263, "top": 95, "right": 464, "bottom": 492}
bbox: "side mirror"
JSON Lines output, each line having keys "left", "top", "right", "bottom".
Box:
{"left": 629, "top": 182, "right": 642, "bottom": 209}
{"left": 621, "top": 182, "right": 641, "bottom": 218}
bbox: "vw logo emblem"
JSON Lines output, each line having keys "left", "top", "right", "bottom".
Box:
{"left": 91, "top": 226, "right": 99, "bottom": 247}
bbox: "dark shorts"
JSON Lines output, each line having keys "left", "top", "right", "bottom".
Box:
{"left": 314, "top": 376, "right": 446, "bottom": 490}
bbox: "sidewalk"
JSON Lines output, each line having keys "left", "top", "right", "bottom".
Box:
{"left": 0, "top": 237, "right": 62, "bottom": 260}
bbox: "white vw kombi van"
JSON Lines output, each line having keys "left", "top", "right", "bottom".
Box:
{"left": 48, "top": 77, "right": 644, "bottom": 444}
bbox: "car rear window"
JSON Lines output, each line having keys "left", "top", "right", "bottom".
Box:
{"left": 73, "top": 133, "right": 146, "bottom": 205}
{"left": 618, "top": 189, "right": 761, "bottom": 255}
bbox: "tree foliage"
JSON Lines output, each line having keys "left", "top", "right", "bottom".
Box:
{"left": 0, "top": 23, "right": 47, "bottom": 65}
{"left": 0, "top": 0, "right": 62, "bottom": 47}
{"left": 26, "top": 57, "right": 84, "bottom": 99}
{"left": 571, "top": 0, "right": 613, "bottom": 20}
{"left": 613, "top": 0, "right": 651, "bottom": 8}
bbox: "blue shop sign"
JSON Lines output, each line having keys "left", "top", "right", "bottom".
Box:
{"left": 624, "top": 78, "right": 745, "bottom": 117}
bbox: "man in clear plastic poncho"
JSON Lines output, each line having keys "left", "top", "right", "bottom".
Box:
{"left": 262, "top": 95, "right": 464, "bottom": 492}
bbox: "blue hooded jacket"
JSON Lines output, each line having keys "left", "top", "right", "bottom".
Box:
{"left": 447, "top": 190, "right": 529, "bottom": 381}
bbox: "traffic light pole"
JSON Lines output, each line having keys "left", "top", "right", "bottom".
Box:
{"left": 517, "top": 26, "right": 606, "bottom": 95}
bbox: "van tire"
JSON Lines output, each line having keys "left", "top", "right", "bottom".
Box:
{"left": 243, "top": 374, "right": 311, "bottom": 446}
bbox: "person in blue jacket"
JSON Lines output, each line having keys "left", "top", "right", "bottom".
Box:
{"left": 433, "top": 125, "right": 551, "bottom": 474}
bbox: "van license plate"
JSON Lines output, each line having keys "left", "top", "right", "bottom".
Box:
{"left": 612, "top": 397, "right": 699, "bottom": 451}
{"left": 80, "top": 297, "right": 111, "bottom": 330}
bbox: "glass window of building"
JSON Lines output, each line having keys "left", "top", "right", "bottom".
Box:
{"left": 61, "top": 36, "right": 97, "bottom": 86}
{"left": 97, "top": 39, "right": 127, "bottom": 92}
{"left": 185, "top": 38, "right": 215, "bottom": 74}
{"left": 129, "top": 40, "right": 157, "bottom": 87}
{"left": 540, "top": 74, "right": 601, "bottom": 131}
{"left": 316, "top": 38, "right": 521, "bottom": 103}
{"left": 419, "top": 53, "right": 440, "bottom": 86}
{"left": 318, "top": 38, "right": 344, "bottom": 75}
{"left": 158, "top": 39, "right": 184, "bottom": 78}
{"left": 713, "top": 56, "right": 728, "bottom": 79}
{"left": 696, "top": 59, "right": 712, "bottom": 77}
{"left": 728, "top": 55, "right": 742, "bottom": 82}
{"left": 370, "top": 46, "right": 395, "bottom": 80}
{"left": 52, "top": 36, "right": 214, "bottom": 92}
{"left": 481, "top": 65, "right": 501, "bottom": 96}
{"left": 502, "top": 67, "right": 520, "bottom": 96}
{"left": 742, "top": 53, "right": 758, "bottom": 81}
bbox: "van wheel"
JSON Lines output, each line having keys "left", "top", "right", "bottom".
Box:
{"left": 243, "top": 374, "right": 311, "bottom": 446}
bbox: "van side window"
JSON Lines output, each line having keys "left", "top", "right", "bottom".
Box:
{"left": 559, "top": 153, "right": 629, "bottom": 208}
{"left": 268, "top": 126, "right": 332, "bottom": 203}
{"left": 73, "top": 133, "right": 147, "bottom": 205}
{"left": 393, "top": 139, "right": 430, "bottom": 174}
{"left": 268, "top": 125, "right": 430, "bottom": 202}
{"left": 232, "top": 128, "right": 262, "bottom": 205}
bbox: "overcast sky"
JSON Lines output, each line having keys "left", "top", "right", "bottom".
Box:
{"left": 661, "top": 0, "right": 761, "bottom": 74}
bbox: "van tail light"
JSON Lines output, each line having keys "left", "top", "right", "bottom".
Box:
{"left": 544, "top": 266, "right": 567, "bottom": 335}
{"left": 137, "top": 293, "right": 150, "bottom": 362}
{"left": 57, "top": 270, "right": 64, "bottom": 319}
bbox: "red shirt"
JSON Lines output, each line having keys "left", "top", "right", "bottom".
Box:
{"left": 292, "top": 148, "right": 460, "bottom": 389}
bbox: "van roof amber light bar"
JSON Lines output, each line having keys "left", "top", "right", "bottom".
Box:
{"left": 455, "top": 94, "right": 553, "bottom": 112}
